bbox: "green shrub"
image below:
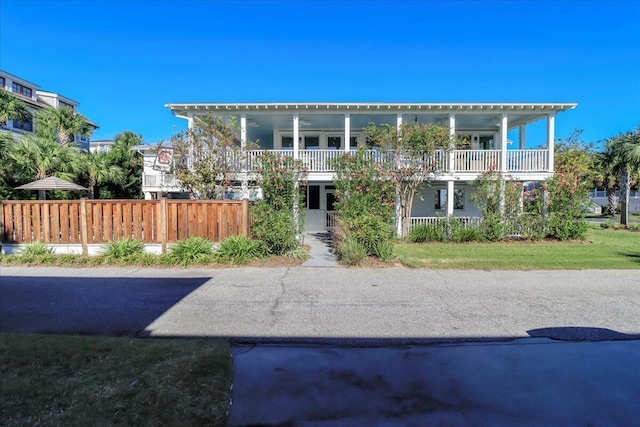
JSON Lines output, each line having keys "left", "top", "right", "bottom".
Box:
{"left": 601, "top": 220, "right": 613, "bottom": 229}
{"left": 214, "top": 236, "right": 269, "bottom": 265}
{"left": 372, "top": 239, "right": 395, "bottom": 262}
{"left": 479, "top": 214, "right": 507, "bottom": 242}
{"left": 284, "top": 245, "right": 311, "bottom": 261}
{"left": 17, "top": 242, "right": 53, "bottom": 262}
{"left": 251, "top": 203, "right": 298, "bottom": 255}
{"left": 103, "top": 238, "right": 145, "bottom": 260}
{"left": 514, "top": 214, "right": 547, "bottom": 241}
{"left": 408, "top": 223, "right": 447, "bottom": 243}
{"left": 336, "top": 237, "right": 368, "bottom": 266}
{"left": 167, "top": 237, "right": 214, "bottom": 266}
{"left": 546, "top": 213, "right": 587, "bottom": 240}
{"left": 451, "top": 226, "right": 482, "bottom": 243}
{"left": 340, "top": 215, "right": 394, "bottom": 254}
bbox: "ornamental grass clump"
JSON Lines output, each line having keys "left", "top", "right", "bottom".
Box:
{"left": 102, "top": 238, "right": 145, "bottom": 260}
{"left": 214, "top": 236, "right": 269, "bottom": 265}
{"left": 335, "top": 236, "right": 368, "bottom": 266}
{"left": 17, "top": 242, "right": 54, "bottom": 263}
{"left": 166, "top": 236, "right": 214, "bottom": 266}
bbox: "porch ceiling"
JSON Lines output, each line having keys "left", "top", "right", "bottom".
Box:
{"left": 167, "top": 102, "right": 577, "bottom": 132}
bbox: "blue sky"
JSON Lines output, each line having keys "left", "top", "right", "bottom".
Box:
{"left": 1, "top": 0, "right": 638, "bottom": 148}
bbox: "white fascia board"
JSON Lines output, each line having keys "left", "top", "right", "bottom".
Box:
{"left": 36, "top": 90, "right": 80, "bottom": 106}
{"left": 0, "top": 70, "right": 41, "bottom": 89}
{"left": 166, "top": 102, "right": 578, "bottom": 115}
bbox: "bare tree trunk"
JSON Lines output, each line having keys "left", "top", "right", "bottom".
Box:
{"left": 606, "top": 189, "right": 618, "bottom": 217}
{"left": 620, "top": 166, "right": 630, "bottom": 226}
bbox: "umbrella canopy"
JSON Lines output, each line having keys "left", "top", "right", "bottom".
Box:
{"left": 15, "top": 176, "right": 88, "bottom": 191}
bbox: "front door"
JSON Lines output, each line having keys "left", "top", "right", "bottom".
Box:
{"left": 325, "top": 187, "right": 336, "bottom": 228}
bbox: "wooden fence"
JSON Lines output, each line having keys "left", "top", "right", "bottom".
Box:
{"left": 0, "top": 199, "right": 250, "bottom": 254}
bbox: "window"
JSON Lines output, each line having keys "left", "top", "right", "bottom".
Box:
{"left": 0, "top": 77, "right": 5, "bottom": 88}
{"left": 328, "top": 136, "right": 341, "bottom": 149}
{"left": 11, "top": 82, "right": 32, "bottom": 98}
{"left": 12, "top": 112, "right": 33, "bottom": 132}
{"left": 435, "top": 189, "right": 464, "bottom": 210}
{"left": 304, "top": 136, "right": 319, "bottom": 149}
{"left": 281, "top": 136, "right": 293, "bottom": 148}
{"left": 59, "top": 100, "right": 74, "bottom": 110}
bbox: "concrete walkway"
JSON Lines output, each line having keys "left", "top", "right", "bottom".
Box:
{"left": 301, "top": 232, "right": 339, "bottom": 267}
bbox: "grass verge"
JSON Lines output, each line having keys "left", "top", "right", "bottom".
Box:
{"left": 1, "top": 334, "right": 232, "bottom": 426}
{"left": 395, "top": 228, "right": 640, "bottom": 269}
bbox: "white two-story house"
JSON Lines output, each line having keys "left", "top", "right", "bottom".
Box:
{"left": 0, "top": 70, "right": 98, "bottom": 150}
{"left": 142, "top": 102, "right": 575, "bottom": 233}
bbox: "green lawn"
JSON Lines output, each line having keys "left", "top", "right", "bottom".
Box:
{"left": 1, "top": 334, "right": 232, "bottom": 427}
{"left": 395, "top": 228, "right": 640, "bottom": 269}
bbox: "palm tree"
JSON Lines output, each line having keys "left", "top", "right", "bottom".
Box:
{"left": 607, "top": 128, "right": 640, "bottom": 226}
{"left": 0, "top": 90, "right": 30, "bottom": 124}
{"left": 81, "top": 152, "right": 125, "bottom": 199}
{"left": 100, "top": 131, "right": 144, "bottom": 198}
{"left": 35, "top": 106, "right": 92, "bottom": 147}
{"left": 593, "top": 150, "right": 619, "bottom": 216}
{"left": 9, "top": 135, "right": 82, "bottom": 199}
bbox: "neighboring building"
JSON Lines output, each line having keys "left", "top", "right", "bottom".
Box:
{"left": 0, "top": 70, "right": 98, "bottom": 150}
{"left": 133, "top": 142, "right": 263, "bottom": 201}
{"left": 590, "top": 188, "right": 640, "bottom": 215}
{"left": 89, "top": 139, "right": 116, "bottom": 153}
{"left": 151, "top": 102, "right": 575, "bottom": 233}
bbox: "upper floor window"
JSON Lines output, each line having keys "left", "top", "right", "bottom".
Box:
{"left": 12, "top": 113, "right": 33, "bottom": 132}
{"left": 0, "top": 77, "right": 5, "bottom": 89}
{"left": 60, "top": 100, "right": 74, "bottom": 110}
{"left": 11, "top": 82, "right": 32, "bottom": 98}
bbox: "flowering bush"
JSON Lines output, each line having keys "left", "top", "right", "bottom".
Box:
{"left": 251, "top": 152, "right": 306, "bottom": 254}
{"left": 472, "top": 169, "right": 589, "bottom": 241}
{"left": 332, "top": 149, "right": 395, "bottom": 257}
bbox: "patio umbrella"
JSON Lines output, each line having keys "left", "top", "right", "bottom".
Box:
{"left": 15, "top": 176, "right": 88, "bottom": 199}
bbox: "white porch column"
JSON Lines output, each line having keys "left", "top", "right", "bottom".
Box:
{"left": 187, "top": 113, "right": 194, "bottom": 130}
{"left": 240, "top": 114, "right": 249, "bottom": 199}
{"left": 547, "top": 114, "right": 555, "bottom": 172}
{"left": 500, "top": 114, "right": 508, "bottom": 173}
{"left": 240, "top": 114, "right": 247, "bottom": 148}
{"left": 395, "top": 113, "right": 403, "bottom": 238}
{"left": 293, "top": 113, "right": 299, "bottom": 160}
{"left": 446, "top": 180, "right": 454, "bottom": 217}
{"left": 449, "top": 113, "right": 456, "bottom": 172}
{"left": 292, "top": 112, "right": 300, "bottom": 236}
{"left": 519, "top": 124, "right": 526, "bottom": 150}
{"left": 344, "top": 113, "right": 351, "bottom": 153}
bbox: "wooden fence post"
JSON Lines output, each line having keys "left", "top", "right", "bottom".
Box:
{"left": 160, "top": 198, "right": 168, "bottom": 254}
{"left": 80, "top": 198, "right": 88, "bottom": 255}
{"left": 242, "top": 199, "right": 249, "bottom": 237}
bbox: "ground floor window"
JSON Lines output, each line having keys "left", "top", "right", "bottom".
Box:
{"left": 435, "top": 189, "right": 464, "bottom": 210}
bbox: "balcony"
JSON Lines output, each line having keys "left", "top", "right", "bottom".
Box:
{"left": 243, "top": 149, "right": 549, "bottom": 174}
{"left": 143, "top": 173, "right": 178, "bottom": 187}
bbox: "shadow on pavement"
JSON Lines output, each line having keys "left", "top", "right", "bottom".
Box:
{"left": 528, "top": 326, "right": 640, "bottom": 341}
{"left": 0, "top": 276, "right": 209, "bottom": 336}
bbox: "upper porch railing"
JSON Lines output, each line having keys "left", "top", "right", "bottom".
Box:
{"left": 242, "top": 149, "right": 549, "bottom": 173}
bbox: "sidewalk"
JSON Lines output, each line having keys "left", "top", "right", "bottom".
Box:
{"left": 227, "top": 340, "right": 640, "bottom": 426}
{"left": 301, "top": 232, "right": 339, "bottom": 267}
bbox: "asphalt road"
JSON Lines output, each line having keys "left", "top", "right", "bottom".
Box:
{"left": 1, "top": 266, "right": 639, "bottom": 343}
